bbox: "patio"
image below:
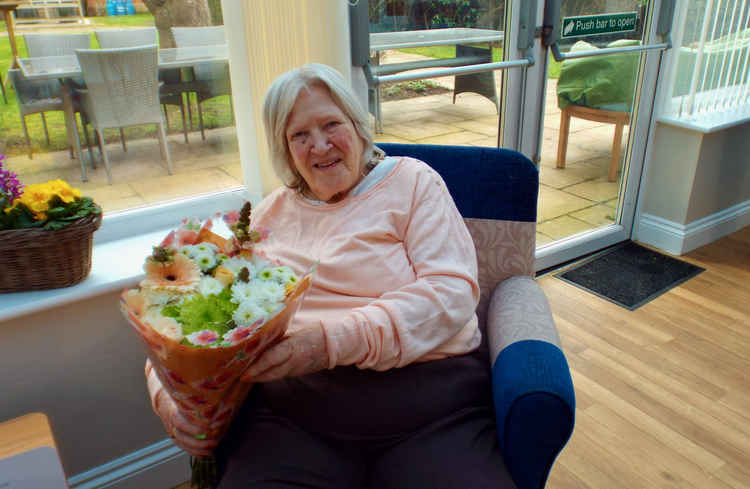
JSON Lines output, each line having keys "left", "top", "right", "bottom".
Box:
{"left": 2, "top": 52, "right": 626, "bottom": 247}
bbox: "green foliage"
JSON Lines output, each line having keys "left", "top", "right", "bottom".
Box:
{"left": 428, "top": 0, "right": 479, "bottom": 28}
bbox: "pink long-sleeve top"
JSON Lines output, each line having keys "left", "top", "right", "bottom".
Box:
{"left": 250, "top": 156, "right": 481, "bottom": 371}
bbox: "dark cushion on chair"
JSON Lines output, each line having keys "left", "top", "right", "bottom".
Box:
{"left": 492, "top": 340, "right": 576, "bottom": 489}
{"left": 377, "top": 143, "right": 538, "bottom": 222}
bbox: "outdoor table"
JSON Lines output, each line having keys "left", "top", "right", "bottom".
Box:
{"left": 369, "top": 27, "right": 503, "bottom": 51}
{"left": 18, "top": 44, "right": 229, "bottom": 181}
{"left": 367, "top": 27, "right": 504, "bottom": 132}
{"left": 0, "top": 1, "right": 21, "bottom": 103}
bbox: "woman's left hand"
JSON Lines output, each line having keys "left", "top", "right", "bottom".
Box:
{"left": 242, "top": 324, "right": 328, "bottom": 383}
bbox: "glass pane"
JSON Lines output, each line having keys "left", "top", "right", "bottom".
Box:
{"left": 1, "top": 10, "right": 242, "bottom": 217}
{"left": 663, "top": 0, "right": 750, "bottom": 124}
{"left": 365, "top": 0, "right": 505, "bottom": 148}
{"left": 536, "top": 0, "right": 646, "bottom": 246}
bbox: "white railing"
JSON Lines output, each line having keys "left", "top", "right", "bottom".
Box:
{"left": 661, "top": 0, "right": 750, "bottom": 131}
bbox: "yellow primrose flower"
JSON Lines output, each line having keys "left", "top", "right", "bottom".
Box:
{"left": 14, "top": 183, "right": 52, "bottom": 219}
{"left": 47, "top": 179, "right": 81, "bottom": 203}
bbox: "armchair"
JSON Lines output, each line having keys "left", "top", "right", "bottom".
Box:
{"left": 377, "top": 143, "right": 575, "bottom": 489}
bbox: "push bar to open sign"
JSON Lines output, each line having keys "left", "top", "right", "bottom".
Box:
{"left": 561, "top": 12, "right": 639, "bottom": 38}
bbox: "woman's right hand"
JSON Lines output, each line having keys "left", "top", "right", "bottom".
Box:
{"left": 144, "top": 360, "right": 220, "bottom": 457}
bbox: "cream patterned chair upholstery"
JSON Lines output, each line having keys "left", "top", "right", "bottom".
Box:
{"left": 377, "top": 143, "right": 576, "bottom": 489}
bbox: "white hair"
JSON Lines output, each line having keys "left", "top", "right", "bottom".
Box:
{"left": 262, "top": 63, "right": 377, "bottom": 193}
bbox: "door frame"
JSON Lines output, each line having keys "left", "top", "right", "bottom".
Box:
{"left": 500, "top": 0, "right": 675, "bottom": 271}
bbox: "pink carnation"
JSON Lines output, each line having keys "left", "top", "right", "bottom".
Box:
{"left": 222, "top": 321, "right": 262, "bottom": 344}
{"left": 186, "top": 330, "right": 220, "bottom": 346}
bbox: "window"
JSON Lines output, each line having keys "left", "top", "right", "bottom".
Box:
{"left": 1, "top": 8, "right": 251, "bottom": 238}
{"left": 660, "top": 0, "right": 750, "bottom": 130}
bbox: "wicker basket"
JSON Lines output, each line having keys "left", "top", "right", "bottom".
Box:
{"left": 0, "top": 213, "right": 103, "bottom": 293}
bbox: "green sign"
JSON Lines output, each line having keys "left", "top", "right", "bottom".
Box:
{"left": 561, "top": 12, "right": 638, "bottom": 38}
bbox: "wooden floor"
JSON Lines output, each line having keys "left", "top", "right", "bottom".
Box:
{"left": 543, "top": 226, "right": 750, "bottom": 489}
{"left": 172, "top": 227, "right": 750, "bottom": 489}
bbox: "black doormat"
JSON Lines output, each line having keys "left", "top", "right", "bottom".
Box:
{"left": 555, "top": 241, "right": 705, "bottom": 310}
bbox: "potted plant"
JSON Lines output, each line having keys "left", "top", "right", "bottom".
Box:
{"left": 0, "top": 153, "right": 102, "bottom": 293}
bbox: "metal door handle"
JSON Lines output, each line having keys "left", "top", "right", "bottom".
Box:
{"left": 543, "top": 0, "right": 675, "bottom": 62}
{"left": 366, "top": 59, "right": 533, "bottom": 86}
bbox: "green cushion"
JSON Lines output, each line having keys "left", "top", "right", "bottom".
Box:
{"left": 556, "top": 39, "right": 640, "bottom": 111}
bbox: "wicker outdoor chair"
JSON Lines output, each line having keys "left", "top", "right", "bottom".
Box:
{"left": 23, "top": 31, "right": 90, "bottom": 101}
{"left": 94, "top": 27, "right": 189, "bottom": 145}
{"left": 74, "top": 45, "right": 172, "bottom": 184}
{"left": 24, "top": 32, "right": 90, "bottom": 57}
{"left": 94, "top": 27, "right": 157, "bottom": 49}
{"left": 170, "top": 26, "right": 233, "bottom": 141}
{"left": 7, "top": 69, "right": 91, "bottom": 162}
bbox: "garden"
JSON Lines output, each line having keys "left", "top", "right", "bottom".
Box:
{"left": 0, "top": 12, "right": 233, "bottom": 157}
{"left": 0, "top": 6, "right": 562, "bottom": 158}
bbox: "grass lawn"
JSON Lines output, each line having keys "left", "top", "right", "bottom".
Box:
{"left": 1, "top": 12, "right": 154, "bottom": 31}
{"left": 0, "top": 13, "right": 233, "bottom": 157}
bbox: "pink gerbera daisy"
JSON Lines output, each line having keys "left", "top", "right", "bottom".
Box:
{"left": 141, "top": 254, "right": 201, "bottom": 293}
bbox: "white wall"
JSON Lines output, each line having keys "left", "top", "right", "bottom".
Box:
{"left": 636, "top": 121, "right": 750, "bottom": 254}
{"left": 0, "top": 290, "right": 190, "bottom": 488}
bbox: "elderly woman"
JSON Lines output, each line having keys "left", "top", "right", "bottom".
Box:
{"left": 147, "top": 63, "right": 518, "bottom": 489}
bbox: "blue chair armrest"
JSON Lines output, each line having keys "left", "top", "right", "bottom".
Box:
{"left": 492, "top": 340, "right": 575, "bottom": 489}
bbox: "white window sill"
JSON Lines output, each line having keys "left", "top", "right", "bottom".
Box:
{"left": 0, "top": 189, "right": 257, "bottom": 323}
{"left": 0, "top": 227, "right": 170, "bottom": 322}
{"left": 657, "top": 110, "right": 750, "bottom": 134}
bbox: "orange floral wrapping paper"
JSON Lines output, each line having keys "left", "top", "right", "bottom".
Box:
{"left": 120, "top": 273, "right": 312, "bottom": 440}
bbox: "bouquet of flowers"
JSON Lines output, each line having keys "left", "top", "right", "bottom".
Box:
{"left": 120, "top": 202, "right": 313, "bottom": 489}
{"left": 0, "top": 153, "right": 102, "bottom": 292}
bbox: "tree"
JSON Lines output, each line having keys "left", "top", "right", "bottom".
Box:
{"left": 143, "top": 0, "right": 212, "bottom": 48}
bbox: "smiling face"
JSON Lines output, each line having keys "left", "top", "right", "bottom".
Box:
{"left": 285, "top": 83, "right": 366, "bottom": 203}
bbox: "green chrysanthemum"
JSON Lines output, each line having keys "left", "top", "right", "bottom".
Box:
{"left": 168, "top": 288, "right": 238, "bottom": 340}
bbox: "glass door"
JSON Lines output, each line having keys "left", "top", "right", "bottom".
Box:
{"left": 502, "top": 0, "right": 675, "bottom": 270}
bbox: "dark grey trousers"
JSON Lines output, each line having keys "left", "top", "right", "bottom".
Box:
{"left": 215, "top": 343, "right": 517, "bottom": 489}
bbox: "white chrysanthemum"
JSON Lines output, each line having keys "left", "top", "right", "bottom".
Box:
{"left": 194, "top": 242, "right": 219, "bottom": 254}
{"left": 230, "top": 281, "right": 256, "bottom": 304}
{"left": 260, "top": 301, "right": 285, "bottom": 320}
{"left": 199, "top": 276, "right": 225, "bottom": 296}
{"left": 193, "top": 251, "right": 217, "bottom": 272}
{"left": 255, "top": 281, "right": 286, "bottom": 303}
{"left": 222, "top": 256, "right": 255, "bottom": 275}
{"left": 270, "top": 266, "right": 298, "bottom": 285}
{"left": 257, "top": 267, "right": 274, "bottom": 281}
{"left": 178, "top": 245, "right": 197, "bottom": 258}
{"left": 232, "top": 300, "right": 268, "bottom": 326}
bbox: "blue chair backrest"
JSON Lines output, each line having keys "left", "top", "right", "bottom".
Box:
{"left": 376, "top": 143, "right": 539, "bottom": 223}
